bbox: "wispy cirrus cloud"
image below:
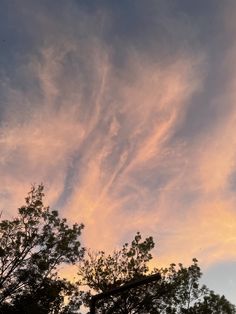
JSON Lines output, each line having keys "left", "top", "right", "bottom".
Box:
{"left": 1, "top": 3, "right": 236, "bottom": 298}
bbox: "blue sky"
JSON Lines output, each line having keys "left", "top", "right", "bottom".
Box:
{"left": 0, "top": 0, "right": 236, "bottom": 304}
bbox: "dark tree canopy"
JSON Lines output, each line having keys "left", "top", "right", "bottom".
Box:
{"left": 78, "top": 233, "right": 236, "bottom": 314}
{"left": 0, "top": 185, "right": 84, "bottom": 314}
{"left": 0, "top": 186, "right": 235, "bottom": 314}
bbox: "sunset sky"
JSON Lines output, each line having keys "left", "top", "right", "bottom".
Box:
{"left": 0, "top": 0, "right": 236, "bottom": 304}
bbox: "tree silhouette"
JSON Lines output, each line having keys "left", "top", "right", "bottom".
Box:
{"left": 78, "top": 233, "right": 236, "bottom": 314}
{"left": 0, "top": 187, "right": 235, "bottom": 313}
{"left": 0, "top": 185, "right": 84, "bottom": 314}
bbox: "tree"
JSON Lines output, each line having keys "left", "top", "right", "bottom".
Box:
{"left": 78, "top": 233, "right": 236, "bottom": 314}
{"left": 1, "top": 186, "right": 235, "bottom": 313}
{"left": 0, "top": 185, "right": 84, "bottom": 314}
{"left": 187, "top": 291, "right": 236, "bottom": 314}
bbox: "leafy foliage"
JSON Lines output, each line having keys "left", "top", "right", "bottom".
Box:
{"left": 0, "top": 185, "right": 84, "bottom": 314}
{"left": 78, "top": 233, "right": 236, "bottom": 314}
{"left": 78, "top": 232, "right": 154, "bottom": 292}
{"left": 0, "top": 186, "right": 235, "bottom": 313}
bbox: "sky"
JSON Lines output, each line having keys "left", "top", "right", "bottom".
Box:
{"left": 0, "top": 0, "right": 236, "bottom": 305}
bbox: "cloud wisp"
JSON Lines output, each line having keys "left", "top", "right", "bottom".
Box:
{"left": 1, "top": 1, "right": 236, "bottom": 283}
